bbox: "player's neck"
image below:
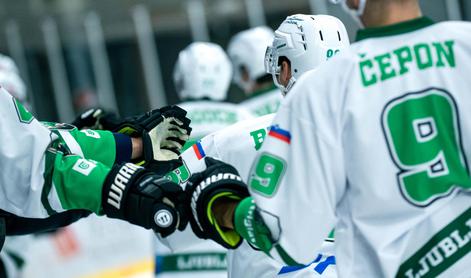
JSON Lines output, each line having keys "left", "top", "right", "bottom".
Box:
{"left": 361, "top": 2, "right": 422, "bottom": 28}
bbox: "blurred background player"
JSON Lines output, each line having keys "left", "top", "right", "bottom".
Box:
{"left": 227, "top": 26, "right": 281, "bottom": 117}
{"left": 0, "top": 54, "right": 28, "bottom": 109}
{"left": 163, "top": 14, "right": 350, "bottom": 278}
{"left": 173, "top": 42, "right": 253, "bottom": 145}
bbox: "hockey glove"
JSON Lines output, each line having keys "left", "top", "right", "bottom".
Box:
{"left": 110, "top": 106, "right": 192, "bottom": 163}
{"left": 185, "top": 157, "right": 250, "bottom": 249}
{"left": 102, "top": 163, "right": 188, "bottom": 237}
{"left": 71, "top": 108, "right": 124, "bottom": 131}
{"left": 71, "top": 108, "right": 106, "bottom": 129}
{"left": 234, "top": 197, "right": 274, "bottom": 254}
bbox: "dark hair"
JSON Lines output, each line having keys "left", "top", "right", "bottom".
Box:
{"left": 278, "top": 56, "right": 291, "bottom": 67}
{"left": 255, "top": 74, "right": 273, "bottom": 84}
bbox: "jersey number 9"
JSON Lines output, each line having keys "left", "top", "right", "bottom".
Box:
{"left": 382, "top": 88, "right": 471, "bottom": 207}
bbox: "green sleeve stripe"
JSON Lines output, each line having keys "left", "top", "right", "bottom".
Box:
{"left": 274, "top": 244, "right": 301, "bottom": 266}
{"left": 41, "top": 150, "right": 58, "bottom": 216}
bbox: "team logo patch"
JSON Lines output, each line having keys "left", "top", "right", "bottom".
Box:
{"left": 72, "top": 159, "right": 97, "bottom": 176}
{"left": 154, "top": 209, "right": 173, "bottom": 228}
{"left": 268, "top": 125, "right": 291, "bottom": 144}
{"left": 192, "top": 141, "right": 206, "bottom": 160}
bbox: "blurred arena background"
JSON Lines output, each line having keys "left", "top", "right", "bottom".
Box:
{"left": 0, "top": 0, "right": 467, "bottom": 123}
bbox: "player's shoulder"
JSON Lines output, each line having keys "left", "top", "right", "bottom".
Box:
{"left": 433, "top": 20, "right": 471, "bottom": 30}
{"left": 213, "top": 113, "right": 275, "bottom": 140}
{"left": 432, "top": 20, "right": 471, "bottom": 37}
{"left": 284, "top": 50, "right": 356, "bottom": 105}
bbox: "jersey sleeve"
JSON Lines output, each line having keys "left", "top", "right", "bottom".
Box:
{"left": 0, "top": 89, "right": 110, "bottom": 218}
{"left": 248, "top": 68, "right": 348, "bottom": 265}
{"left": 66, "top": 129, "right": 117, "bottom": 167}
{"left": 237, "top": 107, "right": 256, "bottom": 122}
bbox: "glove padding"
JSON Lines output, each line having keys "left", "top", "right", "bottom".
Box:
{"left": 71, "top": 108, "right": 107, "bottom": 130}
{"left": 102, "top": 163, "right": 188, "bottom": 237}
{"left": 185, "top": 157, "right": 250, "bottom": 249}
{"left": 111, "top": 106, "right": 192, "bottom": 163}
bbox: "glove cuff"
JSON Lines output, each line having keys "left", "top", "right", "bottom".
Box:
{"left": 189, "top": 181, "right": 249, "bottom": 249}
{"left": 234, "top": 197, "right": 255, "bottom": 241}
{"left": 102, "top": 163, "right": 144, "bottom": 219}
{"left": 234, "top": 197, "right": 274, "bottom": 253}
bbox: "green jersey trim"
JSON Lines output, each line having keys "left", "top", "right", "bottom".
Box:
{"left": 396, "top": 206, "right": 471, "bottom": 277}
{"left": 5, "top": 250, "right": 26, "bottom": 269}
{"left": 356, "top": 17, "right": 435, "bottom": 42}
{"left": 41, "top": 150, "right": 58, "bottom": 215}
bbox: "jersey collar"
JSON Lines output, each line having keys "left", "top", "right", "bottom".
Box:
{"left": 355, "top": 17, "right": 435, "bottom": 42}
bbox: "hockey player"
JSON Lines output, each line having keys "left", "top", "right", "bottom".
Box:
{"left": 185, "top": 0, "right": 471, "bottom": 277}
{"left": 162, "top": 14, "right": 349, "bottom": 278}
{"left": 0, "top": 89, "right": 192, "bottom": 250}
{"left": 227, "top": 26, "right": 282, "bottom": 116}
{"left": 173, "top": 42, "right": 253, "bottom": 142}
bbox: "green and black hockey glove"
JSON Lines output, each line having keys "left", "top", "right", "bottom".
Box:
{"left": 185, "top": 157, "right": 250, "bottom": 249}
{"left": 102, "top": 162, "right": 189, "bottom": 237}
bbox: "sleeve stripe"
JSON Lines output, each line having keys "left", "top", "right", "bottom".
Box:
{"left": 41, "top": 151, "right": 58, "bottom": 216}
{"left": 48, "top": 183, "right": 66, "bottom": 213}
{"left": 58, "top": 130, "right": 84, "bottom": 157}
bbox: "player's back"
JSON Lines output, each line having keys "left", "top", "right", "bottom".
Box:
{"left": 330, "top": 18, "right": 471, "bottom": 277}
{"left": 178, "top": 100, "right": 253, "bottom": 140}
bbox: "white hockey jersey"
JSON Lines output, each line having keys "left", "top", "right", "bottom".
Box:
{"left": 240, "top": 85, "right": 282, "bottom": 117}
{"left": 160, "top": 114, "right": 337, "bottom": 277}
{"left": 248, "top": 17, "right": 471, "bottom": 277}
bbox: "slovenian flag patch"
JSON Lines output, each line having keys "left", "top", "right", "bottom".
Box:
{"left": 268, "top": 125, "right": 291, "bottom": 144}
{"left": 192, "top": 141, "right": 206, "bottom": 160}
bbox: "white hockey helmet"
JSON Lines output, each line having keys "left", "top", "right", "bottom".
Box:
{"left": 173, "top": 42, "right": 232, "bottom": 101}
{"left": 227, "top": 26, "right": 274, "bottom": 92}
{"left": 0, "top": 54, "right": 26, "bottom": 102}
{"left": 265, "top": 14, "right": 350, "bottom": 95}
{"left": 329, "top": 0, "right": 367, "bottom": 27}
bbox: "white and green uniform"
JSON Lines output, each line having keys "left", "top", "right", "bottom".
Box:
{"left": 248, "top": 17, "right": 471, "bottom": 277}
{"left": 178, "top": 101, "right": 253, "bottom": 140}
{"left": 0, "top": 87, "right": 117, "bottom": 219}
{"left": 240, "top": 85, "right": 282, "bottom": 117}
{"left": 154, "top": 100, "right": 252, "bottom": 277}
{"left": 161, "top": 114, "right": 337, "bottom": 277}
